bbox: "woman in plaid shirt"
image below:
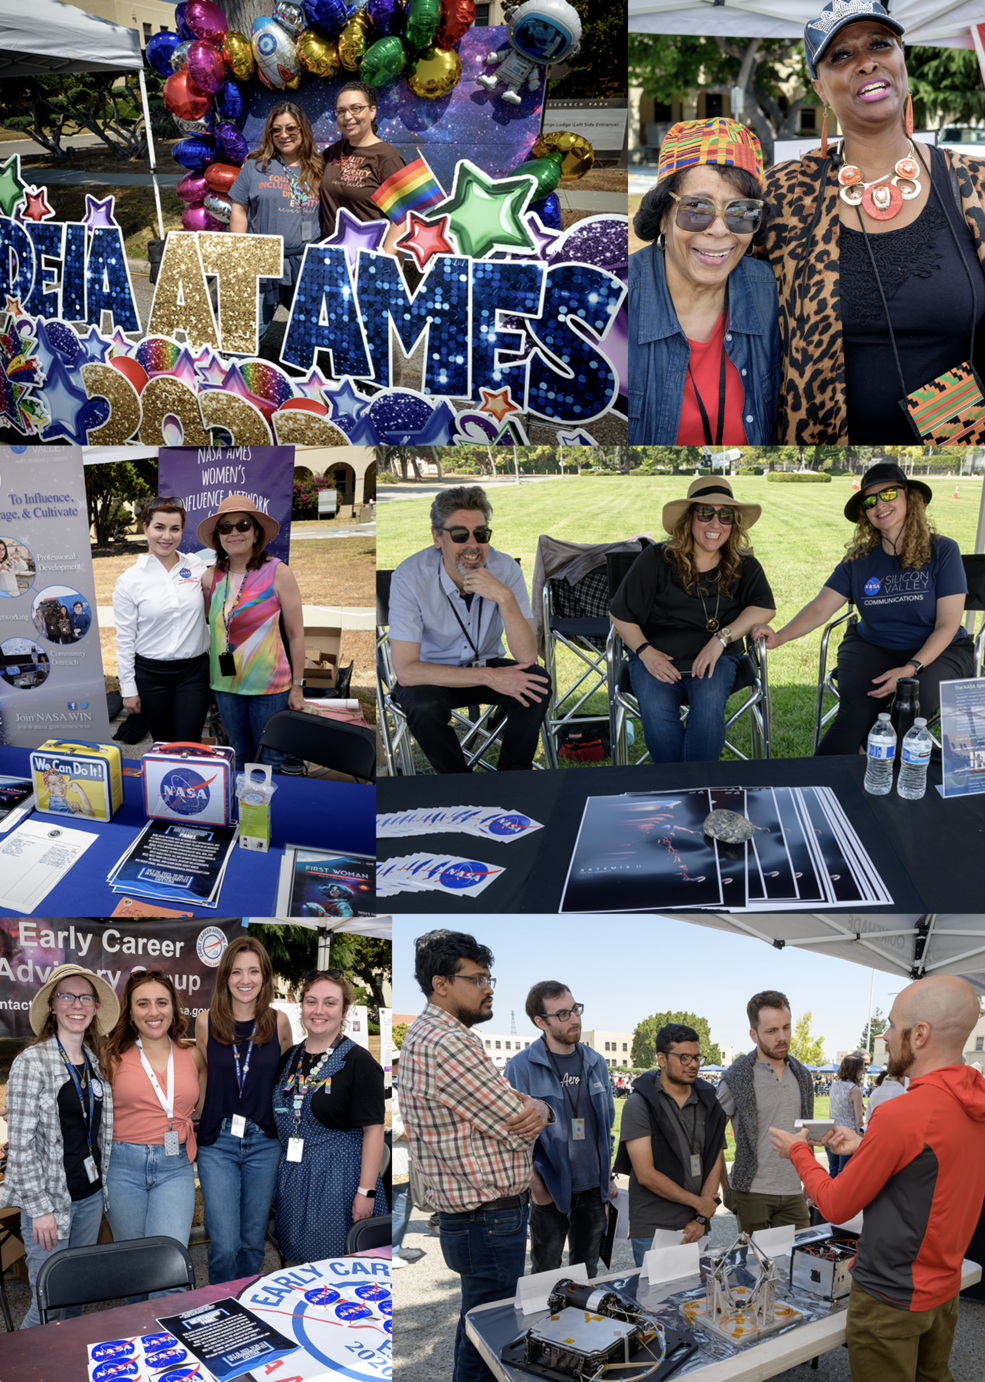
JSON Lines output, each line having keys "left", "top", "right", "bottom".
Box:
{"left": 0, "top": 964, "right": 118, "bottom": 1328}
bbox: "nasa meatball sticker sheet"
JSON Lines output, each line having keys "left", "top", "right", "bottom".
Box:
{"left": 376, "top": 803, "right": 545, "bottom": 842}
{"left": 376, "top": 851, "right": 506, "bottom": 899}
{"left": 107, "top": 821, "right": 239, "bottom": 909}
{"left": 87, "top": 1329, "right": 224, "bottom": 1381}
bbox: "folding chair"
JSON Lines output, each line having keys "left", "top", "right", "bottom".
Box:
{"left": 376, "top": 567, "right": 541, "bottom": 774}
{"left": 258, "top": 709, "right": 375, "bottom": 781}
{"left": 344, "top": 1215, "right": 393, "bottom": 1254}
{"left": 34, "top": 1236, "right": 195, "bottom": 1324}
{"left": 606, "top": 549, "right": 771, "bottom": 765}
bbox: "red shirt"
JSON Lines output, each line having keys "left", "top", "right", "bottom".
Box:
{"left": 676, "top": 311, "right": 748, "bottom": 446}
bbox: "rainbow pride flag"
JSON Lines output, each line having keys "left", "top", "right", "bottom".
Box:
{"left": 372, "top": 156, "right": 445, "bottom": 221}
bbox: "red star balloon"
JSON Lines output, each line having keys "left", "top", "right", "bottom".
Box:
{"left": 395, "top": 212, "right": 456, "bottom": 271}
{"left": 478, "top": 386, "right": 520, "bottom": 423}
{"left": 22, "top": 186, "right": 54, "bottom": 222}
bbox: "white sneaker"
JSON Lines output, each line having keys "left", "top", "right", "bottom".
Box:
{"left": 395, "top": 1247, "right": 425, "bottom": 1261}
{"left": 390, "top": 1255, "right": 409, "bottom": 1268}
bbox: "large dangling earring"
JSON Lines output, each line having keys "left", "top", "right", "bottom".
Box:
{"left": 904, "top": 90, "right": 914, "bottom": 139}
{"left": 820, "top": 104, "right": 829, "bottom": 159}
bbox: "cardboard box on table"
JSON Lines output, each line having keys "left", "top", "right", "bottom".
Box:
{"left": 304, "top": 625, "right": 342, "bottom": 692}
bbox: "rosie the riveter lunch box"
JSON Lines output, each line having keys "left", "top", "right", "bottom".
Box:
{"left": 142, "top": 741, "right": 236, "bottom": 826}
{"left": 31, "top": 738, "right": 123, "bottom": 822}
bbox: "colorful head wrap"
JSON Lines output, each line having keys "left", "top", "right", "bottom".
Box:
{"left": 656, "top": 119, "right": 764, "bottom": 188}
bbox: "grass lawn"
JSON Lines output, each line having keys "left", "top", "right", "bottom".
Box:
{"left": 378, "top": 474, "right": 985, "bottom": 765}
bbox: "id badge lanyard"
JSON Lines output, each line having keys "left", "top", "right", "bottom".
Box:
{"left": 230, "top": 1026, "right": 255, "bottom": 1139}
{"left": 439, "top": 554, "right": 484, "bottom": 665}
{"left": 281, "top": 1033, "right": 342, "bottom": 1163}
{"left": 546, "top": 1043, "right": 593, "bottom": 1144}
{"left": 136, "top": 1038, "right": 180, "bottom": 1156}
{"left": 56, "top": 1037, "right": 99, "bottom": 1183}
{"left": 219, "top": 571, "right": 250, "bottom": 678}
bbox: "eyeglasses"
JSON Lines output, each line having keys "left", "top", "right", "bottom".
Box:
{"left": 439, "top": 526, "right": 493, "bottom": 544}
{"left": 302, "top": 968, "right": 344, "bottom": 982}
{"left": 335, "top": 103, "right": 369, "bottom": 116}
{"left": 216, "top": 519, "right": 257, "bottom": 535}
{"left": 449, "top": 973, "right": 496, "bottom": 990}
{"left": 861, "top": 487, "right": 900, "bottom": 509}
{"left": 693, "top": 505, "right": 735, "bottom": 524}
{"left": 55, "top": 991, "right": 96, "bottom": 1007}
{"left": 668, "top": 192, "right": 764, "bottom": 234}
{"left": 667, "top": 1052, "right": 705, "bottom": 1066}
{"left": 274, "top": 125, "right": 300, "bottom": 136}
{"left": 540, "top": 1003, "right": 585, "bottom": 1021}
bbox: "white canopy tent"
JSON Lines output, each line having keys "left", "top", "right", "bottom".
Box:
{"left": 0, "top": 0, "right": 164, "bottom": 236}
{"left": 668, "top": 913, "right": 985, "bottom": 994}
{"left": 629, "top": 0, "right": 985, "bottom": 47}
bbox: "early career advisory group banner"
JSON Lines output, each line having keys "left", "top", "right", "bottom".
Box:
{"left": 0, "top": 918, "right": 245, "bottom": 1037}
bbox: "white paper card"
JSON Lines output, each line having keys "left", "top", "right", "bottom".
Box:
{"left": 648, "top": 1228, "right": 693, "bottom": 1250}
{"left": 752, "top": 1223, "right": 797, "bottom": 1258}
{"left": 640, "top": 1241, "right": 701, "bottom": 1284}
{"left": 612, "top": 1188, "right": 630, "bottom": 1241}
{"left": 514, "top": 1262, "right": 590, "bottom": 1315}
{"left": 0, "top": 819, "right": 96, "bottom": 912}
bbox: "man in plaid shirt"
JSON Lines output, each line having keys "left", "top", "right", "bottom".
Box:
{"left": 400, "top": 929, "right": 555, "bottom": 1382}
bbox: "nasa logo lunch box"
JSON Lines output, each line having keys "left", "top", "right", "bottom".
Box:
{"left": 142, "top": 741, "right": 236, "bottom": 826}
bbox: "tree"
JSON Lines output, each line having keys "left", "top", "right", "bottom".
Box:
{"left": 393, "top": 1022, "right": 408, "bottom": 1050}
{"left": 905, "top": 47, "right": 985, "bottom": 129}
{"left": 631, "top": 1011, "right": 722, "bottom": 1069}
{"left": 84, "top": 457, "right": 158, "bottom": 547}
{"left": 548, "top": 0, "right": 626, "bottom": 100}
{"left": 789, "top": 1011, "right": 825, "bottom": 1067}
{"left": 329, "top": 935, "right": 392, "bottom": 1010}
{"left": 0, "top": 71, "right": 167, "bottom": 162}
{"left": 858, "top": 1007, "right": 888, "bottom": 1058}
{"left": 246, "top": 923, "right": 318, "bottom": 990}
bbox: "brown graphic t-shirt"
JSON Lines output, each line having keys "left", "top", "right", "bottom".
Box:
{"left": 319, "top": 138, "right": 406, "bottom": 235}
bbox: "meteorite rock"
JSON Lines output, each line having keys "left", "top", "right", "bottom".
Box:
{"left": 703, "top": 809, "right": 755, "bottom": 844}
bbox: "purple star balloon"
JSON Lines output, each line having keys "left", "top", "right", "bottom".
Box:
{"left": 82, "top": 194, "right": 119, "bottom": 231}
{"left": 318, "top": 208, "right": 388, "bottom": 272}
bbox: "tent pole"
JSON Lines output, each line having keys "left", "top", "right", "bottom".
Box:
{"left": 138, "top": 66, "right": 165, "bottom": 241}
{"left": 864, "top": 967, "right": 875, "bottom": 1055}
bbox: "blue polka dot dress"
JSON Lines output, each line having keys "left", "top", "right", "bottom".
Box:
{"left": 272, "top": 1038, "right": 388, "bottom": 1262}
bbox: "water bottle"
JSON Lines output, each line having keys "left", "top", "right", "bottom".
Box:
{"left": 863, "top": 713, "right": 896, "bottom": 795}
{"left": 897, "top": 718, "right": 932, "bottom": 800}
{"left": 891, "top": 677, "right": 919, "bottom": 746}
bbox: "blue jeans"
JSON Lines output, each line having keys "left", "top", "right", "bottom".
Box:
{"left": 392, "top": 1183, "right": 412, "bottom": 1252}
{"left": 631, "top": 1235, "right": 654, "bottom": 1269}
{"left": 628, "top": 648, "right": 741, "bottom": 763}
{"left": 196, "top": 1118, "right": 281, "bottom": 1286}
{"left": 831, "top": 1152, "right": 854, "bottom": 1177}
{"left": 21, "top": 1190, "right": 105, "bottom": 1328}
{"left": 105, "top": 1141, "right": 196, "bottom": 1303}
{"left": 213, "top": 689, "right": 290, "bottom": 770}
{"left": 438, "top": 1201, "right": 529, "bottom": 1382}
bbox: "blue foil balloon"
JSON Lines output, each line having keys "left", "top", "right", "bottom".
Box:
{"left": 175, "top": 2, "right": 195, "bottom": 39}
{"left": 172, "top": 134, "right": 217, "bottom": 170}
{"left": 216, "top": 78, "right": 246, "bottom": 121}
{"left": 146, "top": 31, "right": 183, "bottom": 76}
{"left": 304, "top": 0, "right": 350, "bottom": 34}
{"left": 532, "top": 192, "right": 562, "bottom": 230}
{"left": 367, "top": 0, "right": 402, "bottom": 35}
{"left": 215, "top": 121, "right": 249, "bottom": 163}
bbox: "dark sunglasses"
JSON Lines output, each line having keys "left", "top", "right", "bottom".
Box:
{"left": 668, "top": 192, "right": 764, "bottom": 234}
{"left": 861, "top": 488, "right": 900, "bottom": 510}
{"left": 148, "top": 495, "right": 185, "bottom": 511}
{"left": 216, "top": 519, "right": 257, "bottom": 535}
{"left": 302, "top": 968, "right": 345, "bottom": 982}
{"left": 693, "top": 505, "right": 735, "bottom": 524}
{"left": 440, "top": 525, "right": 492, "bottom": 544}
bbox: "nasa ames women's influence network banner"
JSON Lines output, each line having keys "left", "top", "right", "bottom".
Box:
{"left": 0, "top": 445, "right": 111, "bottom": 747}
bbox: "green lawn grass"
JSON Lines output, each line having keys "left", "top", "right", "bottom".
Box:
{"left": 379, "top": 475, "right": 984, "bottom": 765}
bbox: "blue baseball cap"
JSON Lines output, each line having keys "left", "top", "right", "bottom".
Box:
{"left": 804, "top": 1, "right": 905, "bottom": 80}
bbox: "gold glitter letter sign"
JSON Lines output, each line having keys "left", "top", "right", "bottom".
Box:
{"left": 148, "top": 232, "right": 220, "bottom": 350}
{"left": 199, "top": 391, "right": 273, "bottom": 444}
{"left": 197, "top": 232, "right": 283, "bottom": 358}
{"left": 81, "top": 363, "right": 142, "bottom": 444}
{"left": 139, "top": 375, "right": 210, "bottom": 445}
{"left": 272, "top": 409, "right": 349, "bottom": 446}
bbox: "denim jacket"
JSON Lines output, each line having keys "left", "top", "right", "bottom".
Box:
{"left": 504, "top": 1038, "right": 614, "bottom": 1215}
{"left": 629, "top": 243, "right": 781, "bottom": 444}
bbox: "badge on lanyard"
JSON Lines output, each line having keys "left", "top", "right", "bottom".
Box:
{"left": 136, "top": 1038, "right": 180, "bottom": 1156}
{"left": 571, "top": 1118, "right": 586, "bottom": 1141}
{"left": 83, "top": 1155, "right": 99, "bottom": 1183}
{"left": 231, "top": 1114, "right": 247, "bottom": 1138}
{"left": 164, "top": 1127, "right": 181, "bottom": 1157}
{"left": 57, "top": 1037, "right": 98, "bottom": 1180}
{"left": 287, "top": 1137, "right": 304, "bottom": 1162}
{"left": 690, "top": 1154, "right": 702, "bottom": 1179}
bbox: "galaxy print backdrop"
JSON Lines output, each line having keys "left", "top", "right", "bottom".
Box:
{"left": 0, "top": 445, "right": 112, "bottom": 748}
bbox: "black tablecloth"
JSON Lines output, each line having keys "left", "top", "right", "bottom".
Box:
{"left": 376, "top": 755, "right": 981, "bottom": 913}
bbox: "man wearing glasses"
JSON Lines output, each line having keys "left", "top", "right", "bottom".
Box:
{"left": 388, "top": 484, "right": 550, "bottom": 773}
{"left": 504, "top": 984, "right": 617, "bottom": 1280}
{"left": 399, "top": 931, "right": 555, "bottom": 1382}
{"left": 717, "top": 989, "right": 814, "bottom": 1234}
{"left": 613, "top": 1024, "right": 726, "bottom": 1266}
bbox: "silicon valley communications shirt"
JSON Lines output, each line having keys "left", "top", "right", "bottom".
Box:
{"left": 112, "top": 551, "right": 210, "bottom": 698}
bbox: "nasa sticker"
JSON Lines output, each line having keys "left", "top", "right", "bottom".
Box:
{"left": 439, "top": 862, "right": 488, "bottom": 889}
{"left": 864, "top": 576, "right": 882, "bottom": 596}
{"left": 145, "top": 1345, "right": 189, "bottom": 1369}
{"left": 159, "top": 767, "right": 215, "bottom": 817}
{"left": 91, "top": 1360, "right": 141, "bottom": 1382}
{"left": 484, "top": 813, "right": 533, "bottom": 837}
{"left": 90, "top": 1341, "right": 137, "bottom": 1362}
{"left": 196, "top": 926, "right": 228, "bottom": 967}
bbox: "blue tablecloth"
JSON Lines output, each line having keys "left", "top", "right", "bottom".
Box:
{"left": 0, "top": 747, "right": 375, "bottom": 917}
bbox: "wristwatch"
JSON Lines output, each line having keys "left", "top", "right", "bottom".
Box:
{"left": 694, "top": 1213, "right": 710, "bottom": 1227}
{"left": 634, "top": 642, "right": 653, "bottom": 657}
{"left": 292, "top": 678, "right": 305, "bottom": 686}
{"left": 905, "top": 660, "right": 923, "bottom": 675}
{"left": 716, "top": 627, "right": 733, "bottom": 648}
{"left": 357, "top": 1187, "right": 377, "bottom": 1198}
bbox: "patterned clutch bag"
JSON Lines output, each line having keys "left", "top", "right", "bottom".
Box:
{"left": 901, "top": 360, "right": 985, "bottom": 443}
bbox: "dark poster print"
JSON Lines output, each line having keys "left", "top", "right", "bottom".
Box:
{"left": 744, "top": 787, "right": 799, "bottom": 902}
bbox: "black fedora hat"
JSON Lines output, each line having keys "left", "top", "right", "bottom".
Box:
{"left": 844, "top": 462, "right": 933, "bottom": 523}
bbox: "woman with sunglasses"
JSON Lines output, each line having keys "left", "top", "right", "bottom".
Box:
{"left": 761, "top": 2, "right": 985, "bottom": 444}
{"left": 112, "top": 497, "right": 211, "bottom": 745}
{"left": 272, "top": 970, "right": 387, "bottom": 1263}
{"left": 609, "top": 479, "right": 776, "bottom": 764}
{"left": 1, "top": 965, "right": 118, "bottom": 1328}
{"left": 197, "top": 494, "right": 306, "bottom": 770}
{"left": 229, "top": 103, "right": 323, "bottom": 341}
{"left": 629, "top": 118, "right": 780, "bottom": 444}
{"left": 319, "top": 81, "right": 406, "bottom": 254}
{"left": 751, "top": 462, "right": 973, "bottom": 754}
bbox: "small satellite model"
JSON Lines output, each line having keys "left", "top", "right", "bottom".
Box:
{"left": 681, "top": 1233, "right": 805, "bottom": 1344}
{"left": 501, "top": 1278, "right": 697, "bottom": 1381}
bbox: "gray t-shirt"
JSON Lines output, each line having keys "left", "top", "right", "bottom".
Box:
{"left": 718, "top": 1061, "right": 803, "bottom": 1195}
{"left": 229, "top": 155, "right": 320, "bottom": 284}
{"left": 621, "top": 1088, "right": 701, "bottom": 1236}
{"left": 551, "top": 1048, "right": 601, "bottom": 1194}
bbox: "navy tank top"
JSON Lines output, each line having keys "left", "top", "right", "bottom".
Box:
{"left": 197, "top": 1015, "right": 281, "bottom": 1144}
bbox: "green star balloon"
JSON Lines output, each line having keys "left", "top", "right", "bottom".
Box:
{"left": 0, "top": 155, "right": 26, "bottom": 218}
{"left": 431, "top": 160, "right": 539, "bottom": 260}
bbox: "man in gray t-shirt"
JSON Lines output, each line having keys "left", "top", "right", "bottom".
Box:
{"left": 388, "top": 484, "right": 550, "bottom": 773}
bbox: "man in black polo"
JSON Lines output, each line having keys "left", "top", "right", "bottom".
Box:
{"left": 613, "top": 1023, "right": 726, "bottom": 1266}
